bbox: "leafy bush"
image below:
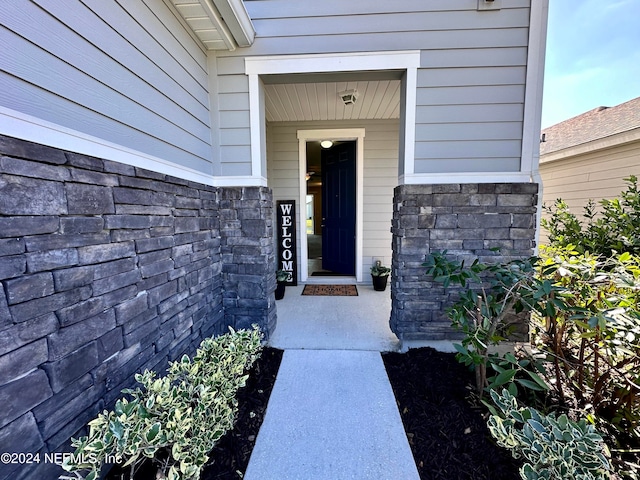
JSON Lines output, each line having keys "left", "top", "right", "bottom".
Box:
{"left": 488, "top": 389, "right": 611, "bottom": 480}
{"left": 542, "top": 175, "right": 640, "bottom": 256}
{"left": 61, "top": 326, "right": 262, "bottom": 480}
{"left": 534, "top": 247, "right": 640, "bottom": 441}
{"left": 425, "top": 248, "right": 640, "bottom": 437}
{"left": 423, "top": 251, "right": 548, "bottom": 399}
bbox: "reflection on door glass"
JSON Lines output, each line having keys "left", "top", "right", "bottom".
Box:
{"left": 306, "top": 194, "right": 314, "bottom": 234}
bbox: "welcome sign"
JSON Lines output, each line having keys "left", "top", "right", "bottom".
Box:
{"left": 277, "top": 200, "right": 297, "bottom": 286}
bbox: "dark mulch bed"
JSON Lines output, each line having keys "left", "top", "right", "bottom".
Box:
{"left": 383, "top": 347, "right": 522, "bottom": 480}
{"left": 200, "top": 347, "right": 283, "bottom": 479}
{"left": 107, "top": 346, "right": 521, "bottom": 480}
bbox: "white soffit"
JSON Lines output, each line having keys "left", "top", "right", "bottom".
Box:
{"left": 170, "top": 0, "right": 255, "bottom": 50}
{"left": 264, "top": 80, "right": 401, "bottom": 122}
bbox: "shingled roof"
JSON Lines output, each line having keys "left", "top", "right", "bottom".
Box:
{"left": 540, "top": 96, "right": 640, "bottom": 156}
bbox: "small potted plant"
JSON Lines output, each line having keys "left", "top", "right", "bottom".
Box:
{"left": 275, "top": 269, "right": 289, "bottom": 300}
{"left": 370, "top": 261, "right": 391, "bottom": 291}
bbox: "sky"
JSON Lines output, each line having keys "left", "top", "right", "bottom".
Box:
{"left": 541, "top": 0, "right": 640, "bottom": 129}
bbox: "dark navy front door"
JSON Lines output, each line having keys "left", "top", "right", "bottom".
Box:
{"left": 321, "top": 141, "right": 356, "bottom": 275}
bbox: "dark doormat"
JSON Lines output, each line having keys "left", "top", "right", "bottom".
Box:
{"left": 301, "top": 284, "right": 358, "bottom": 296}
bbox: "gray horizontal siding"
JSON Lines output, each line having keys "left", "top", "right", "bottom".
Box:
{"left": 220, "top": 28, "right": 530, "bottom": 57}
{"left": 251, "top": 10, "right": 530, "bottom": 37}
{"left": 414, "top": 158, "right": 520, "bottom": 174}
{"left": 228, "top": 1, "right": 530, "bottom": 57}
{"left": 0, "top": 0, "right": 213, "bottom": 174}
{"left": 244, "top": 0, "right": 530, "bottom": 18}
{"left": 217, "top": 0, "right": 532, "bottom": 176}
{"left": 416, "top": 104, "right": 525, "bottom": 123}
{"left": 416, "top": 122, "right": 523, "bottom": 142}
{"left": 420, "top": 47, "right": 529, "bottom": 68}
{"left": 0, "top": 73, "right": 211, "bottom": 174}
{"left": 419, "top": 66, "right": 527, "bottom": 87}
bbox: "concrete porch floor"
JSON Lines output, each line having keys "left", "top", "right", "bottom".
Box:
{"left": 268, "top": 283, "right": 401, "bottom": 352}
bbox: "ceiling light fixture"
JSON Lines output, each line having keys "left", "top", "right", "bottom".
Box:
{"left": 338, "top": 89, "right": 358, "bottom": 105}
{"left": 320, "top": 140, "right": 333, "bottom": 149}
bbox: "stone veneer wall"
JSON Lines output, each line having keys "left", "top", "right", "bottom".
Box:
{"left": 390, "top": 183, "right": 539, "bottom": 341}
{"left": 219, "top": 187, "right": 277, "bottom": 333}
{"left": 0, "top": 135, "right": 275, "bottom": 480}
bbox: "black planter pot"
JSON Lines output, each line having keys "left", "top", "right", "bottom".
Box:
{"left": 371, "top": 274, "right": 389, "bottom": 292}
{"left": 275, "top": 282, "right": 286, "bottom": 300}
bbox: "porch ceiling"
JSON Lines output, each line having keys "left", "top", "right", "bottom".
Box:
{"left": 264, "top": 80, "right": 402, "bottom": 122}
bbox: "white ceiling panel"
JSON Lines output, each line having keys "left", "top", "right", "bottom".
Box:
{"left": 264, "top": 80, "right": 401, "bottom": 122}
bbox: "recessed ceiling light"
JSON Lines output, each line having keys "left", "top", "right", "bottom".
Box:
{"left": 320, "top": 140, "right": 333, "bottom": 149}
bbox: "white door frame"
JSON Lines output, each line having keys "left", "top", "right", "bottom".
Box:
{"left": 297, "top": 129, "right": 365, "bottom": 282}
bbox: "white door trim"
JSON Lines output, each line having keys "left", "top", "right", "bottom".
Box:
{"left": 297, "top": 128, "right": 366, "bottom": 283}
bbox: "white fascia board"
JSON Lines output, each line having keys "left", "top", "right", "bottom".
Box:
{"left": 245, "top": 51, "right": 421, "bottom": 75}
{"left": 400, "top": 172, "right": 536, "bottom": 185}
{"left": 210, "top": 0, "right": 255, "bottom": 47}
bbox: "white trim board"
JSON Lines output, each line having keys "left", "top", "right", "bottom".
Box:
{"left": 245, "top": 51, "right": 421, "bottom": 75}
{"left": 297, "top": 128, "right": 366, "bottom": 283}
{"left": 0, "top": 107, "right": 216, "bottom": 185}
{"left": 520, "top": 0, "right": 549, "bottom": 177}
{"left": 245, "top": 51, "right": 420, "bottom": 183}
{"left": 0, "top": 106, "right": 268, "bottom": 187}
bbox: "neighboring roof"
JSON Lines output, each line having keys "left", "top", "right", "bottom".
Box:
{"left": 540, "top": 96, "right": 640, "bottom": 156}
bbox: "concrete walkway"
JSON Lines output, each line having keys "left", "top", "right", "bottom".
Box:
{"left": 244, "top": 283, "right": 419, "bottom": 479}
{"left": 268, "top": 284, "right": 400, "bottom": 351}
{"left": 244, "top": 349, "right": 420, "bottom": 480}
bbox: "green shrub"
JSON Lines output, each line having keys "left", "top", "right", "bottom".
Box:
{"left": 425, "top": 247, "right": 640, "bottom": 440}
{"left": 542, "top": 175, "right": 640, "bottom": 256}
{"left": 487, "top": 389, "right": 611, "bottom": 480}
{"left": 60, "top": 326, "right": 262, "bottom": 480}
{"left": 423, "top": 251, "right": 549, "bottom": 399}
{"left": 535, "top": 247, "right": 640, "bottom": 441}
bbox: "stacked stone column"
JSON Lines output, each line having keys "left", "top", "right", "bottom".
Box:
{"left": 390, "top": 183, "right": 538, "bottom": 342}
{"left": 218, "top": 187, "right": 277, "bottom": 334}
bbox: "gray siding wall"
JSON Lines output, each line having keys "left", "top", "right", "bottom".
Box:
{"left": 0, "top": 0, "right": 213, "bottom": 174}
{"left": 267, "top": 119, "right": 398, "bottom": 277}
{"left": 216, "top": 0, "right": 531, "bottom": 175}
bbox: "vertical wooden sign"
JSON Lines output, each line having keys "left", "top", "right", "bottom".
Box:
{"left": 277, "top": 200, "right": 297, "bottom": 285}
